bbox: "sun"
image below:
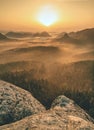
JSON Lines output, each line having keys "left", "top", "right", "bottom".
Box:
{"left": 37, "top": 6, "right": 58, "bottom": 26}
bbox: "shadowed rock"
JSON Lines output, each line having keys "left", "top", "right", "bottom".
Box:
{"left": 0, "top": 80, "right": 45, "bottom": 125}
{"left": 51, "top": 95, "right": 74, "bottom": 108}
{"left": 51, "top": 95, "right": 94, "bottom": 123}
{"left": 0, "top": 89, "right": 94, "bottom": 130}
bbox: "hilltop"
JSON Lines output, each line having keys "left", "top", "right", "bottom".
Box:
{"left": 54, "top": 28, "right": 94, "bottom": 44}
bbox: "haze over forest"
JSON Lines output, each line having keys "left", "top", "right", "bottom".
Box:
{"left": 0, "top": 27, "right": 94, "bottom": 118}
{"left": 0, "top": 0, "right": 94, "bottom": 129}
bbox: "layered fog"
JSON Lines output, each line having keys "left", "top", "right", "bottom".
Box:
{"left": 0, "top": 28, "right": 94, "bottom": 118}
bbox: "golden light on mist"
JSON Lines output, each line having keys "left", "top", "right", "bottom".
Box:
{"left": 37, "top": 5, "right": 58, "bottom": 26}
{"left": 0, "top": 0, "right": 93, "bottom": 31}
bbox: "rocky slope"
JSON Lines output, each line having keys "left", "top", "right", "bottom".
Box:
{"left": 0, "top": 80, "right": 94, "bottom": 130}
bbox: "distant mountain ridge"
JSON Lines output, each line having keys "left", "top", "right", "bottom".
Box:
{"left": 6, "top": 31, "right": 51, "bottom": 38}
{"left": 33, "top": 31, "right": 51, "bottom": 37}
{"left": 1, "top": 28, "right": 94, "bottom": 43}
{"left": 53, "top": 33, "right": 79, "bottom": 43}
{"left": 69, "top": 28, "right": 94, "bottom": 43}
{"left": 6, "top": 32, "right": 32, "bottom": 38}
{"left": 54, "top": 28, "right": 94, "bottom": 44}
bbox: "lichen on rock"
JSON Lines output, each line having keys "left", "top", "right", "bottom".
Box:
{"left": 0, "top": 80, "right": 94, "bottom": 130}
{"left": 0, "top": 80, "right": 45, "bottom": 125}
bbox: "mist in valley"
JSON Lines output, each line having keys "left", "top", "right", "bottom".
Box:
{"left": 0, "top": 29, "right": 94, "bottom": 118}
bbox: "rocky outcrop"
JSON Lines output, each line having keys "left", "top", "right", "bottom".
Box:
{"left": 0, "top": 33, "right": 9, "bottom": 41}
{"left": 51, "top": 95, "right": 94, "bottom": 123}
{"left": 53, "top": 33, "right": 79, "bottom": 43}
{"left": 0, "top": 80, "right": 45, "bottom": 125}
{"left": 0, "top": 87, "right": 94, "bottom": 130}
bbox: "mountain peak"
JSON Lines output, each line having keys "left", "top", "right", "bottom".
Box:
{"left": 63, "top": 33, "right": 70, "bottom": 39}
{"left": 53, "top": 33, "right": 78, "bottom": 43}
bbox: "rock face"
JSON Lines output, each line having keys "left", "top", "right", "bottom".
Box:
{"left": 0, "top": 80, "right": 45, "bottom": 125}
{"left": 0, "top": 81, "right": 94, "bottom": 130}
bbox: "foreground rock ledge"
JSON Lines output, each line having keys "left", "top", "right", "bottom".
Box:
{"left": 0, "top": 80, "right": 94, "bottom": 130}
{"left": 0, "top": 80, "right": 45, "bottom": 125}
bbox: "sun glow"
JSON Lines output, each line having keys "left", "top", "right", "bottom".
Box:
{"left": 38, "top": 6, "right": 58, "bottom": 26}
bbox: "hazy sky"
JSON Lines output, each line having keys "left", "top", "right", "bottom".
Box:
{"left": 0, "top": 0, "right": 94, "bottom": 32}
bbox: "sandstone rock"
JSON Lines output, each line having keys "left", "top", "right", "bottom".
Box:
{"left": 0, "top": 108, "right": 94, "bottom": 130}
{"left": 51, "top": 95, "right": 74, "bottom": 108}
{"left": 0, "top": 80, "right": 45, "bottom": 125}
{"left": 0, "top": 94, "right": 94, "bottom": 130}
{"left": 0, "top": 80, "right": 93, "bottom": 129}
{"left": 51, "top": 95, "right": 94, "bottom": 123}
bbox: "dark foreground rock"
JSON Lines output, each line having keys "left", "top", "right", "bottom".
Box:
{"left": 0, "top": 80, "right": 94, "bottom": 130}
{"left": 0, "top": 80, "right": 45, "bottom": 125}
